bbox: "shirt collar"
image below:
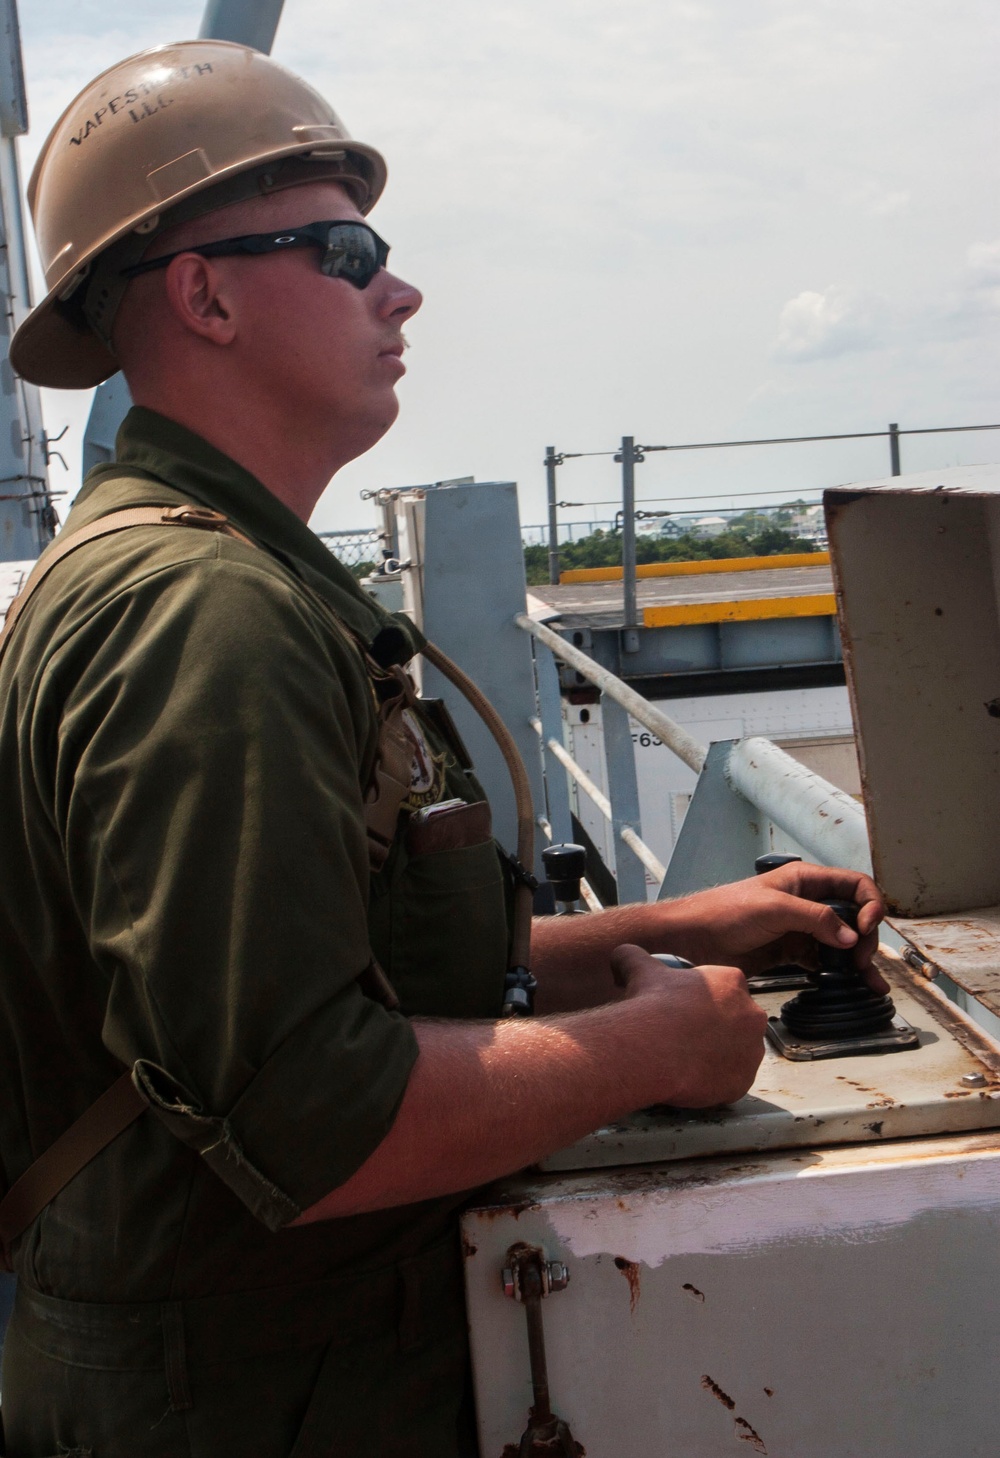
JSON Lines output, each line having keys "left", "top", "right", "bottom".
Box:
{"left": 76, "top": 406, "right": 424, "bottom": 658}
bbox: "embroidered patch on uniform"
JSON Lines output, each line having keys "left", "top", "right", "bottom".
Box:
{"left": 401, "top": 708, "right": 447, "bottom": 809}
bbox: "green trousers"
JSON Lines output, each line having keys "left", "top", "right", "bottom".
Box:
{"left": 0, "top": 1234, "right": 477, "bottom": 1457}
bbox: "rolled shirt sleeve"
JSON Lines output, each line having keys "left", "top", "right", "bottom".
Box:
{"left": 42, "top": 542, "right": 418, "bottom": 1221}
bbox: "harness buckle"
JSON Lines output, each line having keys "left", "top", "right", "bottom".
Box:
{"left": 161, "top": 506, "right": 230, "bottom": 530}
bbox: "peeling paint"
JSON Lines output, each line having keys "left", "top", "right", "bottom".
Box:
{"left": 545, "top": 1144, "right": 1000, "bottom": 1265}
{"left": 682, "top": 1282, "right": 705, "bottom": 1303}
{"left": 614, "top": 1256, "right": 641, "bottom": 1313}
{"left": 735, "top": 1415, "right": 768, "bottom": 1453}
{"left": 701, "top": 1375, "right": 735, "bottom": 1410}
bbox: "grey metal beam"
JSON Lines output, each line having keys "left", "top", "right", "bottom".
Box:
{"left": 575, "top": 615, "right": 842, "bottom": 682}
{"left": 419, "top": 483, "right": 546, "bottom": 869}
{"left": 600, "top": 696, "right": 648, "bottom": 904}
{"left": 198, "top": 0, "right": 286, "bottom": 51}
{"left": 0, "top": 0, "right": 27, "bottom": 138}
{"left": 658, "top": 741, "right": 764, "bottom": 897}
{"left": 534, "top": 642, "right": 574, "bottom": 845}
{"left": 0, "top": 0, "right": 52, "bottom": 562}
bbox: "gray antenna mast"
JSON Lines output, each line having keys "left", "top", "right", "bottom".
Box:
{"left": 0, "top": 0, "right": 55, "bottom": 561}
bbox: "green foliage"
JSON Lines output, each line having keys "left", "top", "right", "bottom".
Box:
{"left": 524, "top": 523, "right": 815, "bottom": 585}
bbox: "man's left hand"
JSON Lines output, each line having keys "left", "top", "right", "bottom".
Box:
{"left": 662, "top": 863, "right": 887, "bottom": 992}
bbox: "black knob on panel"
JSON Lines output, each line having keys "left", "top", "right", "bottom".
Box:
{"left": 542, "top": 843, "right": 587, "bottom": 907}
{"left": 755, "top": 854, "right": 802, "bottom": 875}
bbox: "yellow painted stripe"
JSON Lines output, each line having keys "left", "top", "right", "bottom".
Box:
{"left": 643, "top": 593, "right": 836, "bottom": 628}
{"left": 559, "top": 551, "right": 829, "bottom": 585}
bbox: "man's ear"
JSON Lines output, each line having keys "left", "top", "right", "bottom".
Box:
{"left": 162, "top": 254, "right": 237, "bottom": 346}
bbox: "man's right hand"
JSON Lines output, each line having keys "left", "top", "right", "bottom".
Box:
{"left": 610, "top": 943, "right": 768, "bottom": 1109}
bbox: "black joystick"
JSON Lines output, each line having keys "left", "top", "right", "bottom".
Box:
{"left": 542, "top": 843, "right": 588, "bottom": 916}
{"left": 779, "top": 901, "right": 896, "bottom": 1039}
{"left": 747, "top": 853, "right": 812, "bottom": 993}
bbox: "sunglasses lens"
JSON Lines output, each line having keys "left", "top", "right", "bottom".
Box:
{"left": 321, "top": 224, "right": 388, "bottom": 288}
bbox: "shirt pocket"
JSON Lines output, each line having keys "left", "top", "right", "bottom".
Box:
{"left": 379, "top": 839, "right": 509, "bottom": 1019}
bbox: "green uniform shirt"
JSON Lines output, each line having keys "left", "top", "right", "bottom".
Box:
{"left": 0, "top": 407, "right": 509, "bottom": 1304}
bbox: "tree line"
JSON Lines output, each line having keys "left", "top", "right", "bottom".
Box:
{"left": 523, "top": 511, "right": 818, "bottom": 586}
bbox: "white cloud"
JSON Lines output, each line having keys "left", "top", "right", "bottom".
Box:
{"left": 967, "top": 240, "right": 1000, "bottom": 290}
{"left": 15, "top": 0, "right": 1000, "bottom": 524}
{"left": 773, "top": 287, "right": 887, "bottom": 363}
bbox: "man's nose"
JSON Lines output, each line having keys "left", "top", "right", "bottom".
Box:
{"left": 378, "top": 271, "right": 423, "bottom": 320}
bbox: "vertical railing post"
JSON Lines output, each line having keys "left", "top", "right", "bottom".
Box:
{"left": 618, "top": 436, "right": 638, "bottom": 629}
{"left": 545, "top": 447, "right": 561, "bottom": 585}
{"left": 600, "top": 697, "right": 648, "bottom": 904}
{"left": 889, "top": 422, "right": 901, "bottom": 476}
{"left": 534, "top": 642, "right": 574, "bottom": 845}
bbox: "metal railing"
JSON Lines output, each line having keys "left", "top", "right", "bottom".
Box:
{"left": 516, "top": 610, "right": 871, "bottom": 903}
{"left": 316, "top": 527, "right": 381, "bottom": 572}
{"left": 542, "top": 423, "right": 1000, "bottom": 626}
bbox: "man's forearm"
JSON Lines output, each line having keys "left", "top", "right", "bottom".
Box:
{"left": 532, "top": 863, "right": 887, "bottom": 1013}
{"left": 291, "top": 1008, "right": 637, "bottom": 1223}
{"left": 291, "top": 954, "right": 766, "bottom": 1226}
{"left": 532, "top": 900, "right": 693, "bottom": 1013}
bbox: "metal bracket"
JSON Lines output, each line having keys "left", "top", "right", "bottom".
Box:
{"left": 766, "top": 1013, "right": 921, "bottom": 1061}
{"left": 501, "top": 1244, "right": 581, "bottom": 1457}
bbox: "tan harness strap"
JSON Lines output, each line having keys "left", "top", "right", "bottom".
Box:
{"left": 0, "top": 505, "right": 254, "bottom": 666}
{"left": 0, "top": 1071, "right": 147, "bottom": 1271}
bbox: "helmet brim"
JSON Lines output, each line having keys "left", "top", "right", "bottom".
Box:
{"left": 11, "top": 294, "right": 120, "bottom": 389}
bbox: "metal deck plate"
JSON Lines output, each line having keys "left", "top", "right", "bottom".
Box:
{"left": 539, "top": 964, "right": 1000, "bottom": 1171}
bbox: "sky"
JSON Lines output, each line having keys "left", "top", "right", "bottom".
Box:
{"left": 18, "top": 0, "right": 1000, "bottom": 536}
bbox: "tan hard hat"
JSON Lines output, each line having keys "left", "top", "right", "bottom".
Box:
{"left": 11, "top": 39, "right": 387, "bottom": 389}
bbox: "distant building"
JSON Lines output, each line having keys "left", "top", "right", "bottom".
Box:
{"left": 691, "top": 515, "right": 729, "bottom": 538}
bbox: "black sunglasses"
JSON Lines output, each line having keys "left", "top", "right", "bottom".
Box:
{"left": 121, "top": 220, "right": 390, "bottom": 291}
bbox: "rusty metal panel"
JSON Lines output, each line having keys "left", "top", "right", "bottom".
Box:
{"left": 464, "top": 1130, "right": 1000, "bottom": 1457}
{"left": 890, "top": 905, "right": 1000, "bottom": 1018}
{"left": 825, "top": 468, "right": 1000, "bottom": 915}
{"left": 539, "top": 960, "right": 1000, "bottom": 1172}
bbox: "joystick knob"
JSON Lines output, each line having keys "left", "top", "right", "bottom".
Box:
{"left": 542, "top": 843, "right": 587, "bottom": 915}
{"left": 779, "top": 901, "right": 896, "bottom": 1039}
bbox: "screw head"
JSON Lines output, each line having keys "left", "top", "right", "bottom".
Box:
{"left": 961, "top": 1072, "right": 988, "bottom": 1088}
{"left": 546, "top": 1261, "right": 570, "bottom": 1292}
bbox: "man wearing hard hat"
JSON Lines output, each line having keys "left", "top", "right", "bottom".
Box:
{"left": 0, "top": 40, "right": 884, "bottom": 1458}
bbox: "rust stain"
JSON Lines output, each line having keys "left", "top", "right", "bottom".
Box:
{"left": 614, "top": 1256, "right": 641, "bottom": 1313}
{"left": 461, "top": 1234, "right": 478, "bottom": 1258}
{"left": 866, "top": 1097, "right": 895, "bottom": 1109}
{"left": 944, "top": 1090, "right": 973, "bottom": 1098}
{"left": 682, "top": 1283, "right": 705, "bottom": 1303}
{"left": 701, "top": 1375, "right": 736, "bottom": 1410}
{"left": 764, "top": 1387, "right": 774, "bottom": 1397}
{"left": 477, "top": 1199, "right": 536, "bottom": 1221}
{"left": 735, "top": 1416, "right": 768, "bottom": 1453}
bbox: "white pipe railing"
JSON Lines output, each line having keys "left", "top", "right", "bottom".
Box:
{"left": 620, "top": 826, "right": 667, "bottom": 883}
{"left": 726, "top": 736, "right": 872, "bottom": 874}
{"left": 530, "top": 717, "right": 612, "bottom": 820}
{"left": 517, "top": 614, "right": 707, "bottom": 773}
{"left": 529, "top": 716, "right": 667, "bottom": 887}
{"left": 518, "top": 612, "right": 874, "bottom": 877}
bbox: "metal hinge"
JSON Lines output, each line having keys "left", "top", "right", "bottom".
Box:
{"left": 502, "top": 1243, "right": 582, "bottom": 1457}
